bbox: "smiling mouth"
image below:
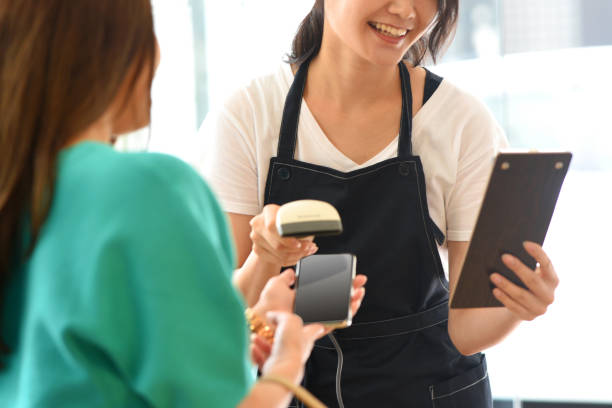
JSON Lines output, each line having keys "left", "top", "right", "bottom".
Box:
{"left": 368, "top": 22, "right": 408, "bottom": 38}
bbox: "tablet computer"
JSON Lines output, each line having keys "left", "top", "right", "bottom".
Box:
{"left": 450, "top": 152, "right": 572, "bottom": 308}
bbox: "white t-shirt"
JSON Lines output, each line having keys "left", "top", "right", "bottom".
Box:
{"left": 197, "top": 63, "right": 508, "bottom": 243}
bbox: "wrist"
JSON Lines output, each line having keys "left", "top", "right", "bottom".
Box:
{"left": 263, "top": 361, "right": 304, "bottom": 385}
{"left": 236, "top": 252, "right": 282, "bottom": 306}
{"left": 247, "top": 250, "right": 282, "bottom": 272}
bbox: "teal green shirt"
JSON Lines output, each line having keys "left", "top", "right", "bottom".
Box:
{"left": 0, "top": 142, "right": 253, "bottom": 407}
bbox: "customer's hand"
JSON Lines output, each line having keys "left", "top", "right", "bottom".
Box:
{"left": 253, "top": 270, "right": 367, "bottom": 322}
{"left": 255, "top": 268, "right": 297, "bottom": 315}
{"left": 489, "top": 241, "right": 559, "bottom": 321}
{"left": 250, "top": 274, "right": 367, "bottom": 368}
{"left": 260, "top": 312, "right": 324, "bottom": 384}
{"left": 249, "top": 204, "right": 318, "bottom": 267}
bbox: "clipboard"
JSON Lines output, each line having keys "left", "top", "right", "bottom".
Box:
{"left": 450, "top": 152, "right": 572, "bottom": 308}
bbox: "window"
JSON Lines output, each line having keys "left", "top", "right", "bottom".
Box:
{"left": 435, "top": 1, "right": 612, "bottom": 403}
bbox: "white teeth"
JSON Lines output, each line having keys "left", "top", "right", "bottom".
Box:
{"left": 372, "top": 22, "right": 407, "bottom": 38}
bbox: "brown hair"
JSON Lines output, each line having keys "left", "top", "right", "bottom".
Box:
{"left": 0, "top": 0, "right": 156, "bottom": 350}
{"left": 287, "top": 0, "right": 459, "bottom": 66}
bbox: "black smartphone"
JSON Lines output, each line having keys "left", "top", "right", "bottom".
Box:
{"left": 294, "top": 253, "right": 356, "bottom": 329}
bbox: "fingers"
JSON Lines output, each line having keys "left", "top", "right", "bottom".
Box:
{"left": 252, "top": 334, "right": 272, "bottom": 354}
{"left": 250, "top": 334, "right": 272, "bottom": 367}
{"left": 490, "top": 272, "right": 548, "bottom": 319}
{"left": 492, "top": 287, "right": 539, "bottom": 321}
{"left": 266, "top": 310, "right": 302, "bottom": 331}
{"left": 299, "top": 324, "right": 324, "bottom": 363}
{"left": 302, "top": 323, "right": 325, "bottom": 342}
{"left": 250, "top": 206, "right": 319, "bottom": 266}
{"left": 349, "top": 274, "right": 367, "bottom": 317}
{"left": 352, "top": 274, "right": 367, "bottom": 290}
{"left": 259, "top": 206, "right": 305, "bottom": 250}
{"left": 258, "top": 270, "right": 297, "bottom": 314}
{"left": 277, "top": 268, "right": 296, "bottom": 286}
{"left": 350, "top": 287, "right": 365, "bottom": 316}
{"left": 524, "top": 241, "right": 559, "bottom": 288}
{"left": 250, "top": 343, "right": 265, "bottom": 366}
{"left": 501, "top": 254, "right": 553, "bottom": 305}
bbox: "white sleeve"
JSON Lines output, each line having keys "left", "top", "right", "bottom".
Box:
{"left": 195, "top": 96, "right": 260, "bottom": 216}
{"left": 445, "top": 104, "right": 509, "bottom": 242}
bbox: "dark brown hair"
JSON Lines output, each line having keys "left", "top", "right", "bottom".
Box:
{"left": 288, "top": 0, "right": 459, "bottom": 65}
{"left": 0, "top": 0, "right": 156, "bottom": 350}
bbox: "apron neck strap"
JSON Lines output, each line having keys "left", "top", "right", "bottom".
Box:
{"left": 398, "top": 61, "right": 414, "bottom": 159}
{"left": 277, "top": 58, "right": 311, "bottom": 159}
{"left": 277, "top": 58, "right": 414, "bottom": 160}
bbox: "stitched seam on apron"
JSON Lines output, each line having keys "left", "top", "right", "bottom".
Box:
{"left": 266, "top": 163, "right": 276, "bottom": 203}
{"left": 336, "top": 318, "right": 447, "bottom": 340}
{"left": 430, "top": 371, "right": 489, "bottom": 400}
{"left": 266, "top": 161, "right": 405, "bottom": 203}
{"left": 414, "top": 164, "right": 449, "bottom": 292}
{"left": 279, "top": 161, "right": 406, "bottom": 180}
{"left": 314, "top": 344, "right": 336, "bottom": 350}
{"left": 349, "top": 302, "right": 447, "bottom": 326}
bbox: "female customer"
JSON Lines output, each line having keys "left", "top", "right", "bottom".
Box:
{"left": 201, "top": 0, "right": 559, "bottom": 406}
{"left": 0, "top": 1, "right": 364, "bottom": 406}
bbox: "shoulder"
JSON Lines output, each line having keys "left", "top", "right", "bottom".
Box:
{"left": 420, "top": 75, "right": 506, "bottom": 140}
{"left": 201, "top": 63, "right": 293, "bottom": 138}
{"left": 58, "top": 143, "right": 221, "bottom": 226}
{"left": 215, "top": 63, "right": 291, "bottom": 125}
{"left": 197, "top": 63, "right": 291, "bottom": 161}
{"left": 428, "top": 76, "right": 498, "bottom": 124}
{"left": 55, "top": 143, "right": 234, "bottom": 266}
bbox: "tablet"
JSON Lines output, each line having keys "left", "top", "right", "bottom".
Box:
{"left": 450, "top": 152, "right": 572, "bottom": 308}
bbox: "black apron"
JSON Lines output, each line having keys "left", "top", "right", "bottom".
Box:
{"left": 264, "top": 59, "right": 493, "bottom": 407}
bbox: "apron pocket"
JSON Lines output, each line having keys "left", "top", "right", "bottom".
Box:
{"left": 429, "top": 354, "right": 492, "bottom": 408}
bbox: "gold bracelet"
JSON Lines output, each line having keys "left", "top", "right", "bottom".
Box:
{"left": 245, "top": 308, "right": 275, "bottom": 343}
{"left": 259, "top": 374, "right": 327, "bottom": 408}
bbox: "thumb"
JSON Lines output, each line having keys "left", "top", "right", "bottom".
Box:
{"left": 278, "top": 268, "right": 296, "bottom": 286}
{"left": 302, "top": 323, "right": 325, "bottom": 341}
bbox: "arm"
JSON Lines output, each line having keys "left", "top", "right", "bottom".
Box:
{"left": 229, "top": 207, "right": 317, "bottom": 307}
{"left": 228, "top": 212, "right": 280, "bottom": 307}
{"left": 447, "top": 240, "right": 559, "bottom": 356}
{"left": 238, "top": 311, "right": 324, "bottom": 408}
{"left": 447, "top": 241, "right": 520, "bottom": 355}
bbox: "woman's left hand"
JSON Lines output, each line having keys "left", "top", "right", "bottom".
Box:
{"left": 250, "top": 274, "right": 367, "bottom": 368}
{"left": 489, "top": 241, "right": 559, "bottom": 321}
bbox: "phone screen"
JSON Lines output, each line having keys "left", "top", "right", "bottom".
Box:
{"left": 294, "top": 254, "right": 355, "bottom": 324}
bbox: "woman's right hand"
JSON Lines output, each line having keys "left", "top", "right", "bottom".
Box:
{"left": 250, "top": 271, "right": 367, "bottom": 369}
{"left": 249, "top": 204, "right": 318, "bottom": 267}
{"left": 260, "top": 312, "right": 325, "bottom": 384}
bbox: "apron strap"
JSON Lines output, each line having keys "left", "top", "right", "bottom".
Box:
{"left": 277, "top": 58, "right": 311, "bottom": 159}
{"left": 277, "top": 58, "right": 414, "bottom": 160}
{"left": 398, "top": 61, "right": 414, "bottom": 159}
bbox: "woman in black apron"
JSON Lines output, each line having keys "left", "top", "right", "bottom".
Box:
{"left": 222, "top": 1, "right": 560, "bottom": 406}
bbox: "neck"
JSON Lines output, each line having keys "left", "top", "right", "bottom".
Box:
{"left": 304, "top": 25, "right": 401, "bottom": 109}
{"left": 64, "top": 115, "right": 113, "bottom": 149}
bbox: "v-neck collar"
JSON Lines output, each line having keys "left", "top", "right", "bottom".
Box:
{"left": 279, "top": 63, "right": 441, "bottom": 170}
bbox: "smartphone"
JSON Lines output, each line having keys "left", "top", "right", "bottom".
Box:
{"left": 294, "top": 253, "right": 356, "bottom": 329}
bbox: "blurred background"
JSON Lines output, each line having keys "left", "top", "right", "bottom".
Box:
{"left": 129, "top": 1, "right": 612, "bottom": 406}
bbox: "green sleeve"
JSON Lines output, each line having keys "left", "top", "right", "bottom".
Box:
{"left": 21, "top": 154, "right": 253, "bottom": 407}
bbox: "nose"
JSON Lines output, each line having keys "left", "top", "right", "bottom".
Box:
{"left": 387, "top": 0, "right": 417, "bottom": 21}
